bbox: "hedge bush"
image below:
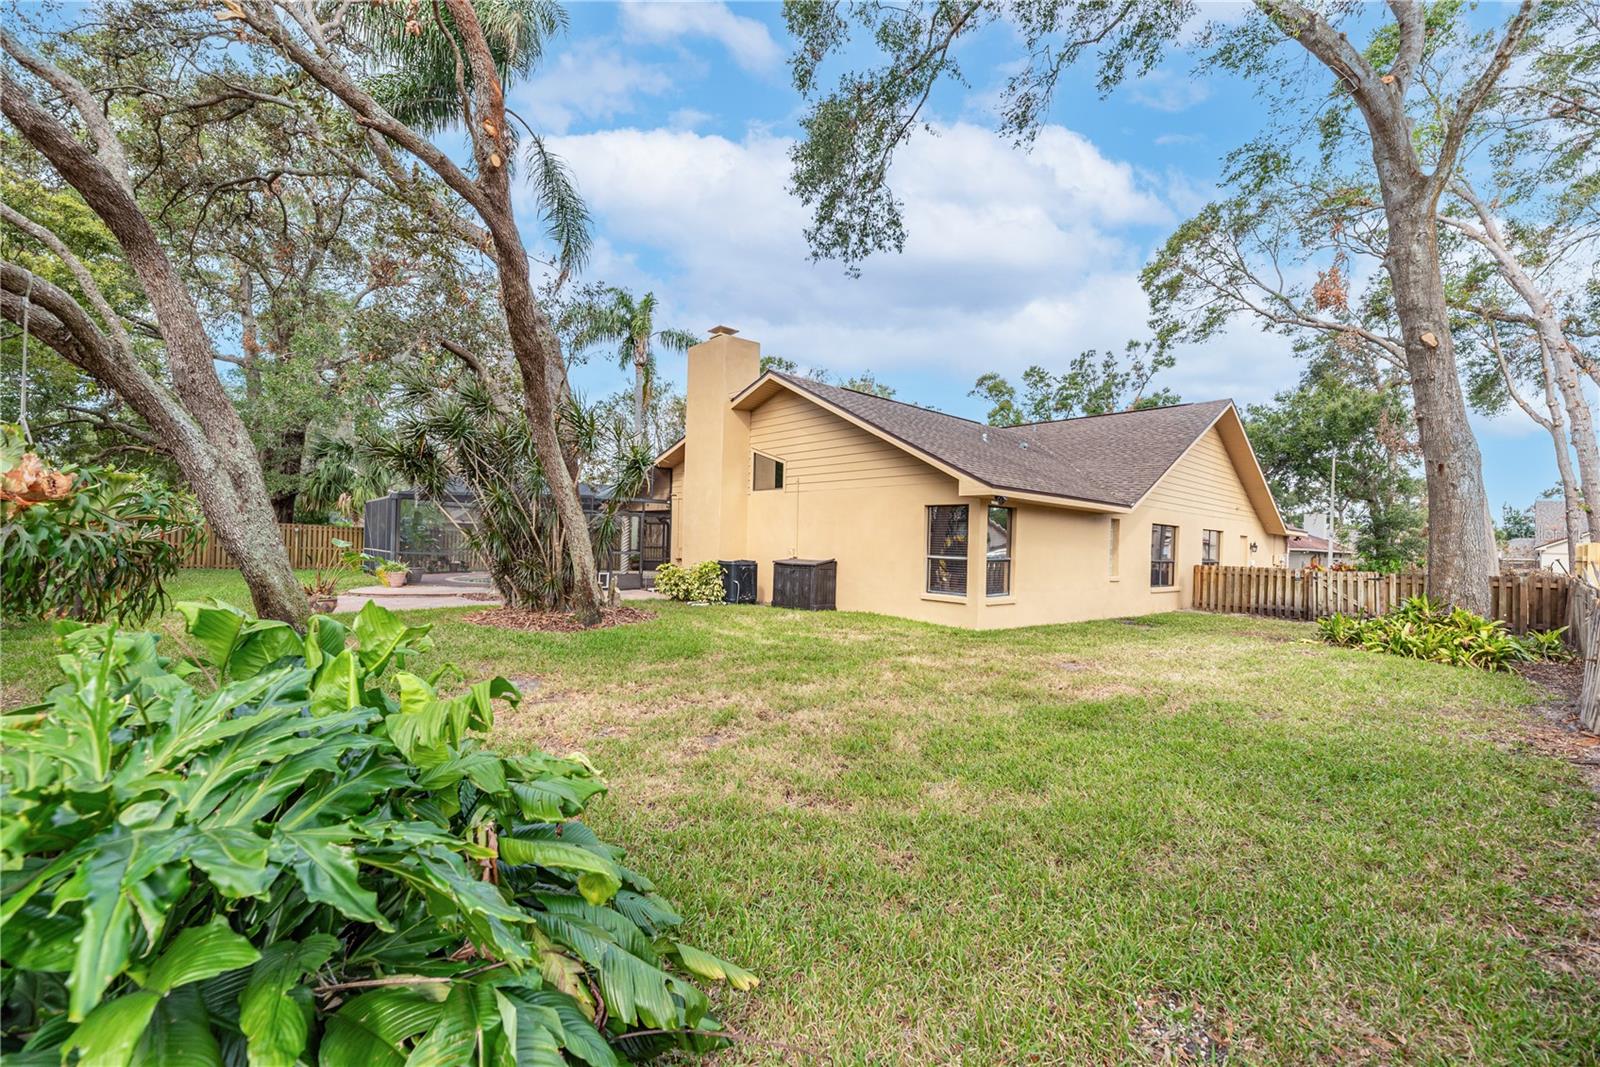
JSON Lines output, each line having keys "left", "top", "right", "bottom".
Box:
{"left": 0, "top": 600, "right": 753, "bottom": 1065}
{"left": 654, "top": 561, "right": 724, "bottom": 603}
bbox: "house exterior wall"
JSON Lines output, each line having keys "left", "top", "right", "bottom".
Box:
{"left": 744, "top": 389, "right": 966, "bottom": 620}
{"left": 666, "top": 394, "right": 1286, "bottom": 628}
{"left": 1539, "top": 540, "right": 1572, "bottom": 572}
{"left": 677, "top": 332, "right": 759, "bottom": 566}
{"left": 660, "top": 334, "right": 1286, "bottom": 629}
{"left": 962, "top": 427, "right": 1284, "bottom": 630}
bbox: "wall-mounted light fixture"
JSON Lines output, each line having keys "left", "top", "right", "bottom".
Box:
{"left": 1249, "top": 541, "right": 1259, "bottom": 554}
{"left": 992, "top": 495, "right": 1008, "bottom": 506}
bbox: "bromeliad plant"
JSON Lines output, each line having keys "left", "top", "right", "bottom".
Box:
{"left": 0, "top": 601, "right": 754, "bottom": 1064}
{"left": 1316, "top": 596, "right": 1566, "bottom": 672}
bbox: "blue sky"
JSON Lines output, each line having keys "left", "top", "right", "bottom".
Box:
{"left": 506, "top": 1, "right": 1552, "bottom": 519}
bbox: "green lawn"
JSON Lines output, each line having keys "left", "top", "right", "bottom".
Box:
{"left": 5, "top": 571, "right": 1599, "bottom": 1063}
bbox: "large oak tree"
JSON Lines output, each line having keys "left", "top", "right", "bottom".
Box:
{"left": 785, "top": 0, "right": 1542, "bottom": 612}
{"left": 1, "top": 30, "right": 309, "bottom": 624}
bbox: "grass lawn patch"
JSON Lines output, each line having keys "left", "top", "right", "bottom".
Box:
{"left": 5, "top": 576, "right": 1598, "bottom": 1062}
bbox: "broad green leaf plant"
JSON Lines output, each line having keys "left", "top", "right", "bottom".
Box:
{"left": 1316, "top": 595, "right": 1568, "bottom": 672}
{"left": 0, "top": 600, "right": 754, "bottom": 1064}
{"left": 1, "top": 425, "right": 203, "bottom": 624}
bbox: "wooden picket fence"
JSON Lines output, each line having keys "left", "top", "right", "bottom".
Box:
{"left": 1191, "top": 565, "right": 1570, "bottom": 635}
{"left": 164, "top": 522, "right": 362, "bottom": 569}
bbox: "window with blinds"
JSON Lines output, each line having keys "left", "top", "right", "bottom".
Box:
{"left": 926, "top": 505, "right": 969, "bottom": 595}
{"left": 986, "top": 506, "right": 1013, "bottom": 596}
{"left": 1201, "top": 528, "right": 1221, "bottom": 565}
{"left": 1150, "top": 523, "right": 1176, "bottom": 587}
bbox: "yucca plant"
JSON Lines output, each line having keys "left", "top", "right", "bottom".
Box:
{"left": 0, "top": 601, "right": 753, "bottom": 1064}
{"left": 365, "top": 368, "right": 648, "bottom": 612}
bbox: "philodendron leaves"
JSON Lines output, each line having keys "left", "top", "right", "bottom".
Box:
{"left": 3, "top": 600, "right": 754, "bottom": 1064}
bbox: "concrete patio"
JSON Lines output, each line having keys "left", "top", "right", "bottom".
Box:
{"left": 335, "top": 571, "right": 662, "bottom": 613}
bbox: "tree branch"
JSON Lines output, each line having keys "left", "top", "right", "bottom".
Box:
{"left": 1428, "top": 0, "right": 1537, "bottom": 196}
{"left": 0, "top": 27, "right": 132, "bottom": 191}
{"left": 439, "top": 337, "right": 515, "bottom": 418}
{"left": 1387, "top": 1, "right": 1426, "bottom": 91}
{"left": 0, "top": 262, "right": 203, "bottom": 455}
{"left": 0, "top": 202, "right": 135, "bottom": 358}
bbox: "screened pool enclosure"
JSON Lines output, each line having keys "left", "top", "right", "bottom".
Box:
{"left": 361, "top": 484, "right": 670, "bottom": 585}
{"left": 361, "top": 488, "right": 480, "bottom": 573}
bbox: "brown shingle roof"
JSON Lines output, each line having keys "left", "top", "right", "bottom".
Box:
{"left": 768, "top": 372, "right": 1235, "bottom": 508}
{"left": 1288, "top": 533, "right": 1352, "bottom": 554}
{"left": 1534, "top": 499, "right": 1566, "bottom": 546}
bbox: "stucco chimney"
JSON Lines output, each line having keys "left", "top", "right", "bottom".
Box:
{"left": 680, "top": 326, "right": 760, "bottom": 564}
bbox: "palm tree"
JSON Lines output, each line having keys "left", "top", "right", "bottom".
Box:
{"left": 565, "top": 288, "right": 699, "bottom": 446}
{"left": 563, "top": 288, "right": 696, "bottom": 577}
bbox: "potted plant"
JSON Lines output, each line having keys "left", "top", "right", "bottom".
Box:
{"left": 376, "top": 560, "right": 410, "bottom": 588}
{"left": 302, "top": 537, "right": 357, "bottom": 613}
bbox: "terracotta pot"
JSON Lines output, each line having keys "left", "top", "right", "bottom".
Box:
{"left": 309, "top": 595, "right": 338, "bottom": 613}
{"left": 381, "top": 571, "right": 409, "bottom": 588}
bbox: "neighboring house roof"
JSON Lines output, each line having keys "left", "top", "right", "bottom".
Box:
{"left": 1502, "top": 537, "right": 1537, "bottom": 560}
{"left": 1533, "top": 498, "right": 1565, "bottom": 546}
{"left": 665, "top": 370, "right": 1287, "bottom": 534}
{"left": 1287, "top": 533, "right": 1352, "bottom": 555}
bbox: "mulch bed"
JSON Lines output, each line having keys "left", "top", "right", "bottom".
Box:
{"left": 1512, "top": 658, "right": 1600, "bottom": 795}
{"left": 461, "top": 605, "right": 652, "bottom": 633}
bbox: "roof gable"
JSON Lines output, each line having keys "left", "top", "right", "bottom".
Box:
{"left": 727, "top": 372, "right": 1286, "bottom": 533}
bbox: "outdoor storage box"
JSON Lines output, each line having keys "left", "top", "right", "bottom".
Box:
{"left": 772, "top": 558, "right": 837, "bottom": 611}
{"left": 718, "top": 559, "right": 757, "bottom": 604}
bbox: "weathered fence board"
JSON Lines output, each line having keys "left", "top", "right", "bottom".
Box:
{"left": 1192, "top": 566, "right": 1568, "bottom": 635}
{"left": 164, "top": 523, "right": 362, "bottom": 570}
{"left": 1567, "top": 566, "right": 1600, "bottom": 732}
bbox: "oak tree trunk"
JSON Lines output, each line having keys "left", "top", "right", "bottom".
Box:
{"left": 1381, "top": 203, "right": 1496, "bottom": 611}
{"left": 1262, "top": 0, "right": 1534, "bottom": 614}
{"left": 2, "top": 74, "right": 309, "bottom": 625}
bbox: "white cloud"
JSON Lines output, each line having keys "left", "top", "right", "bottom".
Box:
{"left": 528, "top": 120, "right": 1299, "bottom": 411}
{"left": 667, "top": 107, "right": 713, "bottom": 130}
{"left": 619, "top": 1, "right": 782, "bottom": 73}
{"left": 1129, "top": 70, "right": 1212, "bottom": 112}
{"left": 517, "top": 40, "right": 673, "bottom": 134}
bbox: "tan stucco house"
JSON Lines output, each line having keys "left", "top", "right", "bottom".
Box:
{"left": 654, "top": 327, "right": 1290, "bottom": 629}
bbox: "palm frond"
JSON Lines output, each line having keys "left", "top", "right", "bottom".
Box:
{"left": 655, "top": 328, "right": 701, "bottom": 352}
{"left": 348, "top": 0, "right": 567, "bottom": 135}
{"left": 522, "top": 132, "right": 592, "bottom": 277}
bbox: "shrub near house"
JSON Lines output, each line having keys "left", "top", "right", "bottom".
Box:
{"left": 655, "top": 561, "right": 725, "bottom": 603}
{"left": 0, "top": 601, "right": 752, "bottom": 1064}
